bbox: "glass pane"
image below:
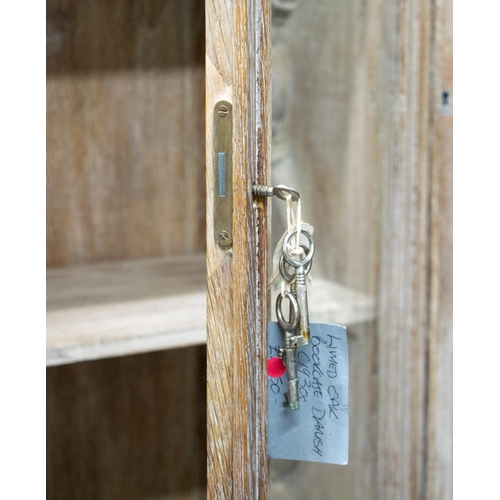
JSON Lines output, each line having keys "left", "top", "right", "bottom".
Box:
{"left": 270, "top": 0, "right": 379, "bottom": 497}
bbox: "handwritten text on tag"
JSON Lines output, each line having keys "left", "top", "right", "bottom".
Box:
{"left": 268, "top": 322, "right": 349, "bottom": 464}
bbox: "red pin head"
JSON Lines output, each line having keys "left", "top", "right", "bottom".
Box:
{"left": 267, "top": 357, "right": 286, "bottom": 378}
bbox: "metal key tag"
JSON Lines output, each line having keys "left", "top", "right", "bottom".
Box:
{"left": 267, "top": 321, "right": 349, "bottom": 464}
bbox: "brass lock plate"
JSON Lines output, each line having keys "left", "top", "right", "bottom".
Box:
{"left": 213, "top": 100, "right": 233, "bottom": 248}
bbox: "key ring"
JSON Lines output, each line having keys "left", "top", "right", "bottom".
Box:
{"left": 279, "top": 246, "right": 313, "bottom": 282}
{"left": 276, "top": 291, "right": 300, "bottom": 332}
{"left": 282, "top": 228, "right": 315, "bottom": 268}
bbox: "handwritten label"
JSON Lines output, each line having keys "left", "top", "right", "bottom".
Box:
{"left": 268, "top": 322, "right": 349, "bottom": 465}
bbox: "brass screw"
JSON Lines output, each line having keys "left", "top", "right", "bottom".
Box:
{"left": 217, "top": 105, "right": 228, "bottom": 118}
{"left": 219, "top": 230, "right": 230, "bottom": 241}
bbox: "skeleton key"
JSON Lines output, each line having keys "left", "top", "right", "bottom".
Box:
{"left": 282, "top": 228, "right": 315, "bottom": 344}
{"left": 281, "top": 254, "right": 312, "bottom": 347}
{"left": 276, "top": 291, "right": 301, "bottom": 410}
{"left": 253, "top": 183, "right": 317, "bottom": 411}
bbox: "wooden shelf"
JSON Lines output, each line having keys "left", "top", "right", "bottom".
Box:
{"left": 47, "top": 253, "right": 375, "bottom": 366}
{"left": 47, "top": 254, "right": 206, "bottom": 366}
{"left": 271, "top": 277, "right": 375, "bottom": 327}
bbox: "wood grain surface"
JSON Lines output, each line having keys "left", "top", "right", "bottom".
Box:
{"left": 206, "top": 0, "right": 271, "bottom": 498}
{"left": 376, "top": 1, "right": 452, "bottom": 498}
{"left": 47, "top": 0, "right": 205, "bottom": 267}
{"left": 46, "top": 2, "right": 209, "bottom": 499}
{"left": 268, "top": 0, "right": 452, "bottom": 499}
{"left": 426, "top": 0, "right": 452, "bottom": 497}
{"left": 47, "top": 254, "right": 206, "bottom": 365}
{"left": 47, "top": 347, "right": 207, "bottom": 500}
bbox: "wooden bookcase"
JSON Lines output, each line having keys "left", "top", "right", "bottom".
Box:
{"left": 47, "top": 0, "right": 452, "bottom": 499}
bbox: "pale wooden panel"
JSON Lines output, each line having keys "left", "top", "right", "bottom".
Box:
{"left": 47, "top": 254, "right": 206, "bottom": 365}
{"left": 426, "top": 0, "right": 453, "bottom": 498}
{"left": 374, "top": 0, "right": 438, "bottom": 497}
{"left": 46, "top": 347, "right": 207, "bottom": 500}
{"left": 46, "top": 0, "right": 205, "bottom": 267}
{"left": 206, "top": 0, "right": 271, "bottom": 497}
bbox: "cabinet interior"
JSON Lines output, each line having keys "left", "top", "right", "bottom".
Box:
{"left": 46, "top": 1, "right": 207, "bottom": 498}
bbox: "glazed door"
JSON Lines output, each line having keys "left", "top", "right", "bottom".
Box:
{"left": 205, "top": 0, "right": 452, "bottom": 499}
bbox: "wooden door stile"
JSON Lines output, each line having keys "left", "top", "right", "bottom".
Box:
{"left": 206, "top": 0, "right": 272, "bottom": 498}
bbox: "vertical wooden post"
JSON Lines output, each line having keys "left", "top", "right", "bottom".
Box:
{"left": 206, "top": 0, "right": 271, "bottom": 498}
{"left": 426, "top": 0, "right": 452, "bottom": 498}
{"left": 375, "top": 1, "right": 453, "bottom": 499}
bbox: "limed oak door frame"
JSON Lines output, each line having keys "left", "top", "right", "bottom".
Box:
{"left": 205, "top": 0, "right": 271, "bottom": 499}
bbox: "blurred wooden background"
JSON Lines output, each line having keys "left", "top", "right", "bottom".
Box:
{"left": 270, "top": 0, "right": 452, "bottom": 499}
